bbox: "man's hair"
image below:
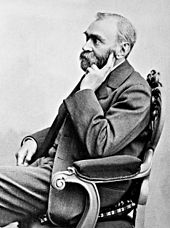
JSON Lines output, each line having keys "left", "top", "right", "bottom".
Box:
{"left": 96, "top": 12, "right": 137, "bottom": 56}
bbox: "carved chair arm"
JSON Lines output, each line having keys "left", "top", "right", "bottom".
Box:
{"left": 50, "top": 152, "right": 153, "bottom": 227}
{"left": 71, "top": 153, "right": 152, "bottom": 183}
{"left": 51, "top": 167, "right": 100, "bottom": 228}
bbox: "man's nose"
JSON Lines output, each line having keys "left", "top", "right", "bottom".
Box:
{"left": 82, "top": 40, "right": 93, "bottom": 51}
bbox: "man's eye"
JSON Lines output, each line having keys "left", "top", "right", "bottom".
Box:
{"left": 92, "top": 37, "right": 100, "bottom": 45}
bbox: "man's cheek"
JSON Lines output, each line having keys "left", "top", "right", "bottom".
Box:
{"left": 85, "top": 57, "right": 97, "bottom": 66}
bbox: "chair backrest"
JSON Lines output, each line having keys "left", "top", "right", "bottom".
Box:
{"left": 137, "top": 70, "right": 165, "bottom": 205}
{"left": 146, "top": 70, "right": 165, "bottom": 151}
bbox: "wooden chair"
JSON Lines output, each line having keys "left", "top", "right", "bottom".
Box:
{"left": 20, "top": 70, "right": 165, "bottom": 228}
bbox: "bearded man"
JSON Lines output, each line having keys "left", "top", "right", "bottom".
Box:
{"left": 0, "top": 12, "right": 151, "bottom": 227}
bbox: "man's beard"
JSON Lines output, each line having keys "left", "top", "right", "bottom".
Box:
{"left": 79, "top": 49, "right": 112, "bottom": 72}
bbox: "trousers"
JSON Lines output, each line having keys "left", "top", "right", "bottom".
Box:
{"left": 0, "top": 157, "right": 53, "bottom": 226}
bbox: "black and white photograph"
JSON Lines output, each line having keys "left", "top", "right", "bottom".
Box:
{"left": 0, "top": 1, "right": 169, "bottom": 228}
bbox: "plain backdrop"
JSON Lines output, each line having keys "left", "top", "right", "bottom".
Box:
{"left": 0, "top": 1, "right": 169, "bottom": 228}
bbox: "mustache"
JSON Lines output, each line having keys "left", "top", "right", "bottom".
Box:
{"left": 80, "top": 51, "right": 95, "bottom": 60}
{"left": 79, "top": 49, "right": 113, "bottom": 70}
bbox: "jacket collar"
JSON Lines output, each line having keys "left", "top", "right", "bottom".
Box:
{"left": 96, "top": 60, "right": 134, "bottom": 99}
{"left": 107, "top": 60, "right": 134, "bottom": 89}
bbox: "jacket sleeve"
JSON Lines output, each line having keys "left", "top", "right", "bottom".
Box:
{"left": 64, "top": 84, "right": 151, "bottom": 158}
{"left": 21, "top": 127, "right": 50, "bottom": 150}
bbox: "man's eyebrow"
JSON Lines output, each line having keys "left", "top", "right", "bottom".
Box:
{"left": 83, "top": 31, "right": 105, "bottom": 42}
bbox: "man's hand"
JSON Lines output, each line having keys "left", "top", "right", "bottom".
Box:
{"left": 15, "top": 139, "right": 37, "bottom": 166}
{"left": 80, "top": 53, "right": 115, "bottom": 91}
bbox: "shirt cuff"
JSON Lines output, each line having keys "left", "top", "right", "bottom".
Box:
{"left": 21, "top": 136, "right": 37, "bottom": 147}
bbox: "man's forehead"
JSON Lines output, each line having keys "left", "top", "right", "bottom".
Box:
{"left": 85, "top": 18, "right": 117, "bottom": 39}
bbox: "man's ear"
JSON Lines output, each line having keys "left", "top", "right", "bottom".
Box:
{"left": 115, "top": 42, "right": 130, "bottom": 59}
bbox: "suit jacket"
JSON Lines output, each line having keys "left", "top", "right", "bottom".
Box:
{"left": 29, "top": 60, "right": 151, "bottom": 225}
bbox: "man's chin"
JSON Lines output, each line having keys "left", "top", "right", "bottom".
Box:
{"left": 80, "top": 59, "right": 90, "bottom": 72}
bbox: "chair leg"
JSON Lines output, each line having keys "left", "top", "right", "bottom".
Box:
{"left": 132, "top": 207, "right": 137, "bottom": 226}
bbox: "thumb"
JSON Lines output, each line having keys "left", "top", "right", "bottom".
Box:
{"left": 17, "top": 150, "right": 26, "bottom": 166}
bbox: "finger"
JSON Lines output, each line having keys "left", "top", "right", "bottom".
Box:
{"left": 23, "top": 161, "right": 29, "bottom": 166}
{"left": 17, "top": 149, "right": 27, "bottom": 166}
{"left": 86, "top": 67, "right": 93, "bottom": 74}
{"left": 90, "top": 64, "right": 98, "bottom": 71}
{"left": 107, "top": 52, "right": 115, "bottom": 66}
{"left": 103, "top": 52, "right": 115, "bottom": 72}
{"left": 25, "top": 150, "right": 34, "bottom": 163}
